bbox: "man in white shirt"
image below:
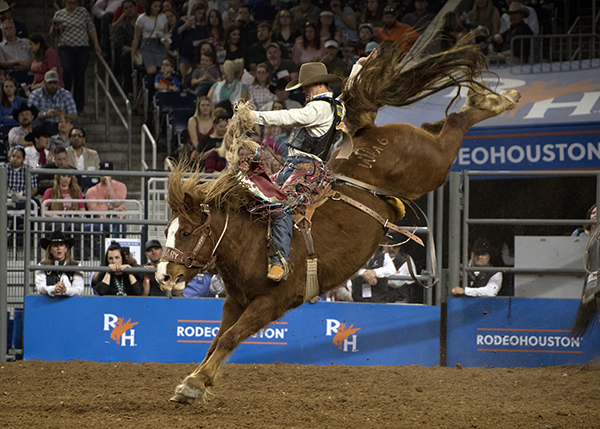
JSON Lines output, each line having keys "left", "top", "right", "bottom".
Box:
{"left": 0, "top": 19, "right": 33, "bottom": 70}
{"left": 452, "top": 237, "right": 503, "bottom": 297}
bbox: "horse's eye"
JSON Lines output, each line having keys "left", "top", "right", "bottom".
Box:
{"left": 182, "top": 231, "right": 191, "bottom": 238}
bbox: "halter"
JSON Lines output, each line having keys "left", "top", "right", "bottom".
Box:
{"left": 161, "top": 205, "right": 228, "bottom": 271}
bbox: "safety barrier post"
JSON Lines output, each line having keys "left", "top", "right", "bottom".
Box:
{"left": 0, "top": 167, "right": 7, "bottom": 361}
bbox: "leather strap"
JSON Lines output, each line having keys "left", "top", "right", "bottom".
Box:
{"left": 334, "top": 173, "right": 406, "bottom": 200}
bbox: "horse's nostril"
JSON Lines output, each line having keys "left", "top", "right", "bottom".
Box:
{"left": 163, "top": 275, "right": 171, "bottom": 282}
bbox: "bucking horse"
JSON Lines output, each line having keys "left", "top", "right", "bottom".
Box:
{"left": 156, "top": 37, "right": 521, "bottom": 404}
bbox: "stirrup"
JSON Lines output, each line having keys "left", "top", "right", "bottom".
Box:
{"left": 267, "top": 254, "right": 289, "bottom": 282}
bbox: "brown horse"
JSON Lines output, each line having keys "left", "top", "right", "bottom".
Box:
{"left": 157, "top": 39, "right": 520, "bottom": 404}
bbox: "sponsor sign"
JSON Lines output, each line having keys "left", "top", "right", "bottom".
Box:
{"left": 24, "top": 297, "right": 439, "bottom": 366}
{"left": 447, "top": 297, "right": 600, "bottom": 368}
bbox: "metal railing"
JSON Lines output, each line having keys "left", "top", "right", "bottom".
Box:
{"left": 93, "top": 52, "right": 133, "bottom": 170}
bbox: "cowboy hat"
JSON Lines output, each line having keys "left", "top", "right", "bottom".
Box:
{"left": 41, "top": 231, "right": 75, "bottom": 250}
{"left": 0, "top": 1, "right": 15, "bottom": 13}
{"left": 12, "top": 102, "right": 39, "bottom": 120}
{"left": 285, "top": 62, "right": 343, "bottom": 91}
{"left": 507, "top": 2, "right": 530, "bottom": 17}
{"left": 25, "top": 125, "right": 50, "bottom": 142}
{"left": 471, "top": 237, "right": 492, "bottom": 254}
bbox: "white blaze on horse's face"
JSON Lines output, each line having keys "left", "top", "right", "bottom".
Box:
{"left": 157, "top": 217, "right": 182, "bottom": 291}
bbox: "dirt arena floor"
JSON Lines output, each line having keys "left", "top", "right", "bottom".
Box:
{"left": 2, "top": 360, "right": 599, "bottom": 428}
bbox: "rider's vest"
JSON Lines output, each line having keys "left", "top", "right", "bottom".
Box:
{"left": 43, "top": 260, "right": 79, "bottom": 286}
{"left": 468, "top": 268, "right": 497, "bottom": 289}
{"left": 286, "top": 97, "right": 343, "bottom": 161}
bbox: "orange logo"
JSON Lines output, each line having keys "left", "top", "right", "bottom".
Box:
{"left": 110, "top": 317, "right": 139, "bottom": 345}
{"left": 332, "top": 323, "right": 361, "bottom": 350}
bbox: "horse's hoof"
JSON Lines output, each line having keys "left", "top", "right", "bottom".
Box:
{"left": 170, "top": 393, "right": 195, "bottom": 405}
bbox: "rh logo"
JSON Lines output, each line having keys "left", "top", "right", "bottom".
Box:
{"left": 326, "top": 319, "right": 361, "bottom": 352}
{"left": 104, "top": 314, "right": 138, "bottom": 346}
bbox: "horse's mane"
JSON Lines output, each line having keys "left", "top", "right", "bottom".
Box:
{"left": 342, "top": 33, "right": 489, "bottom": 136}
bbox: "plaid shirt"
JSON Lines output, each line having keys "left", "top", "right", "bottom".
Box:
{"left": 28, "top": 86, "right": 77, "bottom": 122}
{"left": 111, "top": 19, "right": 137, "bottom": 53}
{"left": 248, "top": 84, "right": 277, "bottom": 110}
{"left": 6, "top": 163, "right": 38, "bottom": 194}
{"left": 53, "top": 7, "right": 95, "bottom": 47}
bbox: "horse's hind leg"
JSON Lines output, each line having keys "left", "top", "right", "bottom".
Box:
{"left": 170, "top": 295, "right": 245, "bottom": 404}
{"left": 171, "top": 295, "right": 286, "bottom": 404}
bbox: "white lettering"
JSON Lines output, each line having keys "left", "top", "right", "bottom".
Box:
{"left": 490, "top": 146, "right": 505, "bottom": 164}
{"left": 510, "top": 336, "right": 519, "bottom": 346}
{"left": 477, "top": 334, "right": 483, "bottom": 345}
{"left": 520, "top": 336, "right": 528, "bottom": 346}
{"left": 555, "top": 143, "right": 568, "bottom": 161}
{"left": 588, "top": 142, "right": 600, "bottom": 160}
{"left": 494, "top": 335, "right": 503, "bottom": 345}
{"left": 484, "top": 335, "right": 493, "bottom": 345}
{"left": 184, "top": 326, "right": 194, "bottom": 336}
{"left": 502, "top": 335, "right": 509, "bottom": 345}
{"left": 343, "top": 335, "right": 358, "bottom": 352}
{"left": 526, "top": 145, "right": 541, "bottom": 163}
{"left": 472, "top": 147, "right": 489, "bottom": 165}
{"left": 568, "top": 143, "right": 585, "bottom": 161}
{"left": 542, "top": 144, "right": 555, "bottom": 162}
{"left": 177, "top": 326, "right": 184, "bottom": 336}
{"left": 121, "top": 329, "right": 136, "bottom": 347}
{"left": 326, "top": 319, "right": 341, "bottom": 336}
{"left": 572, "top": 337, "right": 581, "bottom": 347}
{"left": 458, "top": 148, "right": 470, "bottom": 165}
{"left": 507, "top": 145, "right": 525, "bottom": 163}
{"left": 104, "top": 314, "right": 118, "bottom": 331}
{"left": 561, "top": 337, "right": 571, "bottom": 347}
{"left": 530, "top": 336, "right": 538, "bottom": 346}
{"left": 524, "top": 91, "right": 600, "bottom": 119}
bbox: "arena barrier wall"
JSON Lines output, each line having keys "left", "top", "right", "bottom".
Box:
{"left": 23, "top": 297, "right": 440, "bottom": 366}
{"left": 446, "top": 297, "right": 600, "bottom": 368}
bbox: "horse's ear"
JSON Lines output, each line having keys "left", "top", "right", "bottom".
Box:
{"left": 183, "top": 192, "right": 196, "bottom": 211}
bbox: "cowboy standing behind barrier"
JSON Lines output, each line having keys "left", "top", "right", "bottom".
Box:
{"left": 250, "top": 53, "right": 372, "bottom": 282}
{"left": 36, "top": 231, "right": 84, "bottom": 297}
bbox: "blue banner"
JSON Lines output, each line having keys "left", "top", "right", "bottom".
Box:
{"left": 24, "top": 296, "right": 440, "bottom": 366}
{"left": 447, "top": 297, "right": 600, "bottom": 368}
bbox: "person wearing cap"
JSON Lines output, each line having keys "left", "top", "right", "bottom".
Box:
{"left": 142, "top": 239, "right": 166, "bottom": 296}
{"left": 85, "top": 160, "right": 128, "bottom": 235}
{"left": 24, "top": 125, "right": 54, "bottom": 168}
{"left": 317, "top": 39, "right": 347, "bottom": 78}
{"left": 499, "top": 0, "right": 538, "bottom": 35}
{"left": 492, "top": 2, "right": 534, "bottom": 61}
{"left": 266, "top": 43, "right": 298, "bottom": 88}
{"left": 36, "top": 231, "right": 84, "bottom": 297}
{"left": 451, "top": 237, "right": 503, "bottom": 297}
{"left": 0, "top": 0, "right": 29, "bottom": 40}
{"left": 377, "top": 6, "right": 419, "bottom": 51}
{"left": 66, "top": 127, "right": 100, "bottom": 171}
{"left": 250, "top": 53, "right": 373, "bottom": 281}
{"left": 28, "top": 70, "right": 78, "bottom": 134}
{"left": 401, "top": 0, "right": 434, "bottom": 34}
{"left": 246, "top": 22, "right": 288, "bottom": 73}
{"left": 0, "top": 19, "right": 33, "bottom": 71}
{"left": 7, "top": 102, "right": 37, "bottom": 150}
{"left": 260, "top": 78, "right": 303, "bottom": 111}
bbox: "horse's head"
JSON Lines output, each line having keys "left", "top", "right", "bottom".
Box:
{"left": 157, "top": 192, "right": 217, "bottom": 293}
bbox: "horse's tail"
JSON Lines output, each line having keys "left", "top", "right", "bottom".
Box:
{"left": 342, "top": 34, "right": 488, "bottom": 136}
{"left": 571, "top": 298, "right": 599, "bottom": 338}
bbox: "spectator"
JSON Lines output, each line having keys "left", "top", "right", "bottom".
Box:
{"left": 235, "top": 4, "right": 257, "bottom": 46}
{"left": 329, "top": 0, "right": 358, "bottom": 42}
{"left": 222, "top": 0, "right": 243, "bottom": 30}
{"left": 179, "top": 271, "right": 213, "bottom": 297}
{"left": 266, "top": 42, "right": 299, "bottom": 88}
{"left": 185, "top": 95, "right": 215, "bottom": 157}
{"left": 154, "top": 57, "right": 180, "bottom": 92}
{"left": 111, "top": 0, "right": 139, "bottom": 97}
{"left": 49, "top": 114, "right": 73, "bottom": 150}
{"left": 341, "top": 41, "right": 358, "bottom": 72}
{"left": 452, "top": 237, "right": 503, "bottom": 297}
{"left": 207, "top": 9, "right": 225, "bottom": 44}
{"left": 174, "top": 1, "right": 210, "bottom": 77}
{"left": 351, "top": 246, "right": 397, "bottom": 303}
{"left": 260, "top": 78, "right": 302, "bottom": 110}
{"left": 291, "top": 0, "right": 321, "bottom": 28}
{"left": 464, "top": 0, "right": 500, "bottom": 37}
{"left": 382, "top": 238, "right": 419, "bottom": 303}
{"left": 439, "top": 11, "right": 468, "bottom": 51}
{"left": 377, "top": 6, "right": 419, "bottom": 51}
{"left": 37, "top": 146, "right": 81, "bottom": 195}
{"left": 142, "top": 239, "right": 165, "bottom": 296}
{"left": 189, "top": 49, "right": 220, "bottom": 96}
{"left": 66, "top": 127, "right": 100, "bottom": 171}
{"left": 6, "top": 145, "right": 38, "bottom": 197}
{"left": 29, "top": 34, "right": 64, "bottom": 91}
{"left": 24, "top": 125, "right": 54, "bottom": 168}
{"left": 36, "top": 231, "right": 84, "bottom": 297}
{"left": 318, "top": 11, "right": 343, "bottom": 45}
{"left": 354, "top": 23, "right": 374, "bottom": 56}
{"left": 0, "top": 76, "right": 26, "bottom": 126}
{"left": 492, "top": 2, "right": 534, "bottom": 61}
{"left": 402, "top": 0, "right": 434, "bottom": 33}
{"left": 112, "top": 0, "right": 145, "bottom": 24}
{"left": 8, "top": 102, "right": 37, "bottom": 150}
{"left": 246, "top": 22, "right": 285, "bottom": 72}
{"left": 41, "top": 172, "right": 85, "bottom": 215}
{"left": 292, "top": 22, "right": 324, "bottom": 65}
{"left": 224, "top": 24, "right": 245, "bottom": 62}
{"left": 131, "top": 0, "right": 169, "bottom": 74}
{"left": 196, "top": 107, "right": 228, "bottom": 158}
{"left": 85, "top": 161, "right": 128, "bottom": 235}
{"left": 499, "top": 0, "right": 539, "bottom": 35}
{"left": 92, "top": 0, "right": 123, "bottom": 58}
{"left": 272, "top": 10, "right": 301, "bottom": 56}
{"left": 0, "top": 19, "right": 33, "bottom": 71}
{"left": 28, "top": 70, "right": 78, "bottom": 135}
{"left": 249, "top": 62, "right": 276, "bottom": 110}
{"left": 207, "top": 58, "right": 248, "bottom": 105}
{"left": 572, "top": 204, "right": 597, "bottom": 237}
{"left": 0, "top": 0, "right": 28, "bottom": 40}
{"left": 262, "top": 99, "right": 287, "bottom": 141}
{"left": 93, "top": 242, "right": 143, "bottom": 296}
{"left": 359, "top": 0, "right": 384, "bottom": 29}
{"left": 50, "top": 0, "right": 101, "bottom": 114}
{"left": 317, "top": 39, "right": 347, "bottom": 78}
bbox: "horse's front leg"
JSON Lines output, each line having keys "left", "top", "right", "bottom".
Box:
{"left": 171, "top": 295, "right": 286, "bottom": 404}
{"left": 170, "top": 295, "right": 245, "bottom": 404}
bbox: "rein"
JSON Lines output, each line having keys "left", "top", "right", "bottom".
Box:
{"left": 161, "top": 205, "right": 229, "bottom": 271}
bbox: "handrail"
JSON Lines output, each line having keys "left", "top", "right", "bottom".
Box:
{"left": 141, "top": 124, "right": 157, "bottom": 171}
{"left": 93, "top": 52, "right": 133, "bottom": 171}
